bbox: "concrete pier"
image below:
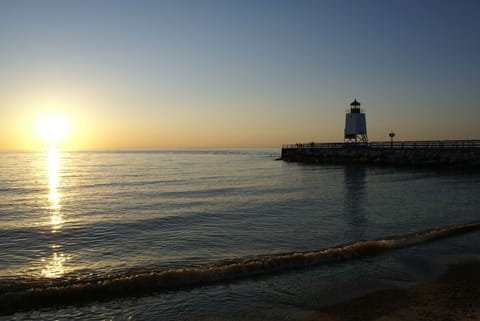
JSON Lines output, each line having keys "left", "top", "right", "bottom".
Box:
{"left": 281, "top": 140, "right": 480, "bottom": 167}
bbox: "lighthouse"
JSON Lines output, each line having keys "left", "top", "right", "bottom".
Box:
{"left": 344, "top": 99, "right": 368, "bottom": 144}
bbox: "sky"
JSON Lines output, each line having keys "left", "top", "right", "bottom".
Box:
{"left": 1, "top": 0, "right": 479, "bottom": 150}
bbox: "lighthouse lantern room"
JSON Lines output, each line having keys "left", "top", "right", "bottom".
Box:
{"left": 344, "top": 99, "right": 368, "bottom": 144}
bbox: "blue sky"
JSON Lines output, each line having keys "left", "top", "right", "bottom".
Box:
{"left": 1, "top": 0, "right": 479, "bottom": 149}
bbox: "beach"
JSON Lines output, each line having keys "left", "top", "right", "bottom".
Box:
{"left": 304, "top": 260, "right": 480, "bottom": 321}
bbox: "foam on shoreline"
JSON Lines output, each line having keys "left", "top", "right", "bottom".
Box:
{"left": 2, "top": 221, "right": 480, "bottom": 315}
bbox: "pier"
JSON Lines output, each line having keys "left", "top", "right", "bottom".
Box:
{"left": 281, "top": 140, "right": 480, "bottom": 167}
{"left": 282, "top": 99, "right": 480, "bottom": 167}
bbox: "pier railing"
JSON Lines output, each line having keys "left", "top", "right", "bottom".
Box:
{"left": 282, "top": 140, "right": 480, "bottom": 150}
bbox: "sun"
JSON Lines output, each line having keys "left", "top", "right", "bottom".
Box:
{"left": 35, "top": 116, "right": 70, "bottom": 144}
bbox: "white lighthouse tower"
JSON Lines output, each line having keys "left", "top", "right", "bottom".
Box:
{"left": 344, "top": 98, "right": 368, "bottom": 144}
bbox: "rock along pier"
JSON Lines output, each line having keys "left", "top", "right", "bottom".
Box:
{"left": 281, "top": 140, "right": 480, "bottom": 167}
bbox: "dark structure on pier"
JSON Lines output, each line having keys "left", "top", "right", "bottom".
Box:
{"left": 281, "top": 99, "right": 480, "bottom": 167}
{"left": 281, "top": 140, "right": 480, "bottom": 166}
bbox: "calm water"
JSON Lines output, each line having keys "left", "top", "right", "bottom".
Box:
{"left": 1, "top": 149, "right": 479, "bottom": 320}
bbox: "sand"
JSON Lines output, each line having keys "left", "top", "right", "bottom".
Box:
{"left": 303, "top": 261, "right": 480, "bottom": 321}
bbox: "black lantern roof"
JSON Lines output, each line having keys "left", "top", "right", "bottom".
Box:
{"left": 350, "top": 99, "right": 361, "bottom": 107}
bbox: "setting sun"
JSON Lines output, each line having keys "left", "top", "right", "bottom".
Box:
{"left": 35, "top": 117, "right": 70, "bottom": 144}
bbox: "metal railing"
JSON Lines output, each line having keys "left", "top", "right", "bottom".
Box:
{"left": 283, "top": 142, "right": 344, "bottom": 149}
{"left": 282, "top": 140, "right": 480, "bottom": 150}
{"left": 369, "top": 140, "right": 480, "bottom": 149}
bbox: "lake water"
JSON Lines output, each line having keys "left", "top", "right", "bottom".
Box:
{"left": 1, "top": 149, "right": 479, "bottom": 320}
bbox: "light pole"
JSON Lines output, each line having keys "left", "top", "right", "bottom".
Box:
{"left": 389, "top": 131, "right": 395, "bottom": 149}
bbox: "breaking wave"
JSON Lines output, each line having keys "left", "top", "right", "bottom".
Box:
{"left": 2, "top": 221, "right": 480, "bottom": 314}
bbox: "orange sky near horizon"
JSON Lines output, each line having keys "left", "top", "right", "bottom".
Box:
{"left": 2, "top": 82, "right": 479, "bottom": 151}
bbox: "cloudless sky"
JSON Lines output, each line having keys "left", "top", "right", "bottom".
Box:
{"left": 1, "top": 0, "right": 479, "bottom": 150}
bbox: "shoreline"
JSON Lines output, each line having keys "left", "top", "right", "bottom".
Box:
{"left": 303, "top": 260, "right": 480, "bottom": 321}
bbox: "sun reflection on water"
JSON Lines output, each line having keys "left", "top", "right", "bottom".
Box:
{"left": 47, "top": 148, "right": 64, "bottom": 232}
{"left": 41, "top": 252, "right": 66, "bottom": 278}
{"left": 42, "top": 148, "right": 69, "bottom": 278}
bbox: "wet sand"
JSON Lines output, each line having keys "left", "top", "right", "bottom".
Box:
{"left": 304, "top": 261, "right": 480, "bottom": 321}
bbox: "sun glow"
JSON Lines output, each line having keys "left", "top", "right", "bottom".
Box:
{"left": 35, "top": 116, "right": 70, "bottom": 144}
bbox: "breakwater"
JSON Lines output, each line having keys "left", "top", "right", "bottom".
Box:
{"left": 281, "top": 140, "right": 480, "bottom": 167}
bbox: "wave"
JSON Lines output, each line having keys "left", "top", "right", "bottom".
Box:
{"left": 2, "top": 220, "right": 480, "bottom": 314}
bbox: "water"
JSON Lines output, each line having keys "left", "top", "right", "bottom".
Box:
{"left": 1, "top": 149, "right": 479, "bottom": 320}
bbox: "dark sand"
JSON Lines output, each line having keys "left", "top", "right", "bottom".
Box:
{"left": 304, "top": 261, "right": 480, "bottom": 321}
